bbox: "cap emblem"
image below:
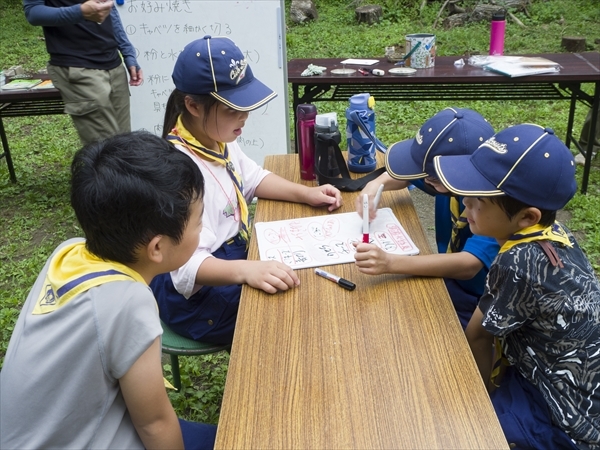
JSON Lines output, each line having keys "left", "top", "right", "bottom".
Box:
{"left": 481, "top": 136, "right": 508, "bottom": 154}
{"left": 229, "top": 58, "right": 248, "bottom": 85}
{"left": 415, "top": 129, "right": 423, "bottom": 145}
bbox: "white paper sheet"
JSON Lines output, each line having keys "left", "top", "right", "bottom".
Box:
{"left": 254, "top": 208, "right": 419, "bottom": 269}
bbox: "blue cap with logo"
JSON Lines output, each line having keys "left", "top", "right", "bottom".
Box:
{"left": 434, "top": 124, "right": 577, "bottom": 210}
{"left": 172, "top": 35, "right": 277, "bottom": 111}
{"left": 385, "top": 107, "right": 495, "bottom": 180}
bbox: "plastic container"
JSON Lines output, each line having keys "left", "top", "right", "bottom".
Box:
{"left": 314, "top": 112, "right": 341, "bottom": 180}
{"left": 345, "top": 93, "right": 377, "bottom": 173}
{"left": 489, "top": 10, "right": 506, "bottom": 56}
{"left": 296, "top": 104, "right": 318, "bottom": 180}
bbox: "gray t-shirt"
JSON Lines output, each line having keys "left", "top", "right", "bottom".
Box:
{"left": 0, "top": 239, "right": 162, "bottom": 448}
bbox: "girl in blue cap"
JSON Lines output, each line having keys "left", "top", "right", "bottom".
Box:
{"left": 151, "top": 36, "right": 342, "bottom": 344}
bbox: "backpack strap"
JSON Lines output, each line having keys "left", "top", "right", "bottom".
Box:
{"left": 537, "top": 240, "right": 564, "bottom": 268}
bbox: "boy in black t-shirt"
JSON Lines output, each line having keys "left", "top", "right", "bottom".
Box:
{"left": 434, "top": 124, "right": 600, "bottom": 449}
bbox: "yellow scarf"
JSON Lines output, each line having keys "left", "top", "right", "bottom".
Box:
{"left": 33, "top": 241, "right": 177, "bottom": 389}
{"left": 168, "top": 116, "right": 249, "bottom": 242}
{"left": 499, "top": 222, "right": 572, "bottom": 254}
{"left": 448, "top": 196, "right": 469, "bottom": 253}
{"left": 33, "top": 241, "right": 145, "bottom": 315}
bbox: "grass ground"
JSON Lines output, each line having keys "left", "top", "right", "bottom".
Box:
{"left": 1, "top": 0, "right": 599, "bottom": 425}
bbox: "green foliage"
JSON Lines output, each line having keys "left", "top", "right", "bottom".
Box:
{"left": 0, "top": 0, "right": 599, "bottom": 426}
{"left": 566, "top": 169, "right": 600, "bottom": 271}
{"left": 165, "top": 353, "right": 231, "bottom": 425}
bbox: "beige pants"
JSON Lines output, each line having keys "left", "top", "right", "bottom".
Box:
{"left": 48, "top": 64, "right": 131, "bottom": 145}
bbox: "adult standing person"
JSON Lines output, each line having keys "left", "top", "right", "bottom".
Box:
{"left": 23, "top": 0, "right": 143, "bottom": 145}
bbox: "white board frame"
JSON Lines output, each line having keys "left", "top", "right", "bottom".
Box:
{"left": 118, "top": 0, "right": 289, "bottom": 165}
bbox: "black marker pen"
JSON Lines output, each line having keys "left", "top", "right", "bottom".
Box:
{"left": 315, "top": 268, "right": 356, "bottom": 291}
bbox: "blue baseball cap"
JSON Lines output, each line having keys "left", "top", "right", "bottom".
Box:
{"left": 434, "top": 124, "right": 577, "bottom": 210}
{"left": 172, "top": 36, "right": 277, "bottom": 111}
{"left": 385, "top": 107, "right": 494, "bottom": 180}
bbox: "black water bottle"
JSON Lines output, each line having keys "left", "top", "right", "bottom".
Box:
{"left": 314, "top": 112, "right": 341, "bottom": 181}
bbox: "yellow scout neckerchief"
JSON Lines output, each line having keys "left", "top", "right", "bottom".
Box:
{"left": 448, "top": 196, "right": 469, "bottom": 253}
{"left": 167, "top": 116, "right": 249, "bottom": 242}
{"left": 33, "top": 241, "right": 145, "bottom": 315}
{"left": 490, "top": 221, "right": 572, "bottom": 386}
{"left": 499, "top": 222, "right": 572, "bottom": 254}
{"left": 32, "top": 241, "right": 177, "bottom": 390}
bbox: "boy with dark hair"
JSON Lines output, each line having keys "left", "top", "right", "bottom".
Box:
{"left": 355, "top": 107, "right": 499, "bottom": 328}
{"left": 434, "top": 124, "right": 600, "bottom": 449}
{"left": 0, "top": 132, "right": 216, "bottom": 449}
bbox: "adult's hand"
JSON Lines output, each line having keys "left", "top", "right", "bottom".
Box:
{"left": 81, "top": 0, "right": 113, "bottom": 24}
{"left": 128, "top": 66, "right": 143, "bottom": 86}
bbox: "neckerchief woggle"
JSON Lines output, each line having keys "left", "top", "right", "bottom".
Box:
{"left": 447, "top": 196, "right": 468, "bottom": 253}
{"left": 167, "top": 116, "right": 250, "bottom": 243}
{"left": 490, "top": 221, "right": 572, "bottom": 386}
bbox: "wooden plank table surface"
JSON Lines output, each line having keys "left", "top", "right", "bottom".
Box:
{"left": 215, "top": 153, "right": 508, "bottom": 449}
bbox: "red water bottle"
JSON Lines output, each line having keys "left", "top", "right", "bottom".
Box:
{"left": 489, "top": 9, "right": 506, "bottom": 55}
{"left": 297, "top": 104, "right": 318, "bottom": 180}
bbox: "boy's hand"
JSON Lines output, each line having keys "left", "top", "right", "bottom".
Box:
{"left": 243, "top": 260, "right": 300, "bottom": 294}
{"left": 81, "top": 0, "right": 113, "bottom": 23}
{"left": 304, "top": 184, "right": 343, "bottom": 212}
{"left": 353, "top": 242, "right": 392, "bottom": 275}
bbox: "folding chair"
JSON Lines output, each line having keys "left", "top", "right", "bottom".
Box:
{"left": 160, "top": 320, "right": 231, "bottom": 391}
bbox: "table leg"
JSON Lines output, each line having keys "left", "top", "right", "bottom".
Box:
{"left": 581, "top": 82, "right": 599, "bottom": 194}
{"left": 0, "top": 115, "right": 17, "bottom": 183}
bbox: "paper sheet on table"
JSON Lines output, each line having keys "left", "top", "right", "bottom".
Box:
{"left": 340, "top": 59, "right": 380, "bottom": 65}
{"left": 254, "top": 208, "right": 419, "bottom": 269}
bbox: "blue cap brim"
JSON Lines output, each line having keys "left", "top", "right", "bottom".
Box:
{"left": 211, "top": 78, "right": 277, "bottom": 112}
{"left": 434, "top": 154, "right": 503, "bottom": 196}
{"left": 385, "top": 139, "right": 427, "bottom": 180}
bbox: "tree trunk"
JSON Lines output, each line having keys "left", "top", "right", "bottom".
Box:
{"left": 355, "top": 5, "right": 383, "bottom": 25}
{"left": 290, "top": 0, "right": 318, "bottom": 24}
{"left": 561, "top": 36, "right": 586, "bottom": 53}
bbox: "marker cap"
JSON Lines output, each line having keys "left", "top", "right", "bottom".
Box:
{"left": 339, "top": 278, "right": 356, "bottom": 291}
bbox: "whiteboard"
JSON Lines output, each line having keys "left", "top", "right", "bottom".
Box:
{"left": 254, "top": 208, "right": 420, "bottom": 270}
{"left": 118, "top": 0, "right": 289, "bottom": 165}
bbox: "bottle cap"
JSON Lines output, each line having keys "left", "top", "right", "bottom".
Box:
{"left": 315, "top": 112, "right": 337, "bottom": 128}
{"left": 349, "top": 93, "right": 371, "bottom": 110}
{"left": 315, "top": 112, "right": 339, "bottom": 132}
{"left": 297, "top": 104, "right": 317, "bottom": 120}
{"left": 492, "top": 9, "right": 505, "bottom": 20}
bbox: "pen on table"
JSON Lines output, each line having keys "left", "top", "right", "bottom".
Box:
{"left": 362, "top": 193, "right": 369, "bottom": 243}
{"left": 396, "top": 41, "right": 421, "bottom": 65}
{"left": 315, "top": 268, "right": 356, "bottom": 291}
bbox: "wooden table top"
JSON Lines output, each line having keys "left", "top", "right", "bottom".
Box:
{"left": 215, "top": 153, "right": 508, "bottom": 449}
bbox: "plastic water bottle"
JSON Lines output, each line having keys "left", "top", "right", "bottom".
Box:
{"left": 296, "top": 104, "right": 318, "bottom": 180}
{"left": 0, "top": 71, "right": 5, "bottom": 89}
{"left": 346, "top": 93, "right": 377, "bottom": 173}
{"left": 314, "top": 112, "right": 341, "bottom": 180}
{"left": 489, "top": 9, "right": 506, "bottom": 55}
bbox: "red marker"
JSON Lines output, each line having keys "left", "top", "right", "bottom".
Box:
{"left": 362, "top": 194, "right": 369, "bottom": 243}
